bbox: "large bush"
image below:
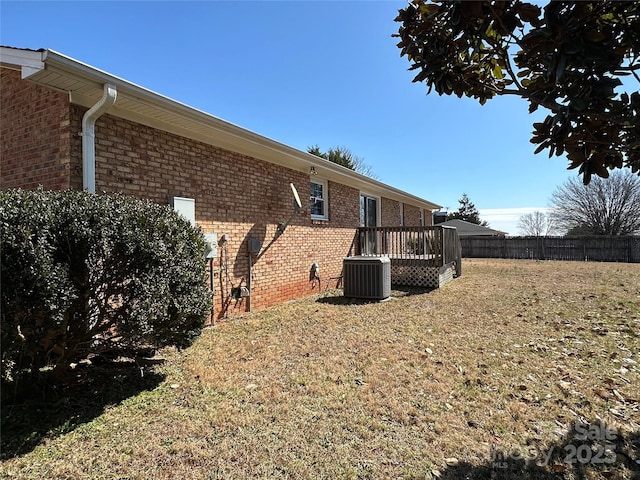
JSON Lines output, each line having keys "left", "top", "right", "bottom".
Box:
{"left": 1, "top": 189, "right": 212, "bottom": 386}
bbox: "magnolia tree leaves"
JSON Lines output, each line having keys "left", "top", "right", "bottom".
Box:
{"left": 394, "top": 1, "right": 640, "bottom": 183}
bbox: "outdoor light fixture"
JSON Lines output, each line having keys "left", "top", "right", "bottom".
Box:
{"left": 310, "top": 166, "right": 317, "bottom": 175}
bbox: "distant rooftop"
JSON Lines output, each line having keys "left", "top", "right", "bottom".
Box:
{"left": 440, "top": 219, "right": 507, "bottom": 237}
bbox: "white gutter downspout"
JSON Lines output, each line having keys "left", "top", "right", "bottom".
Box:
{"left": 82, "top": 83, "right": 117, "bottom": 193}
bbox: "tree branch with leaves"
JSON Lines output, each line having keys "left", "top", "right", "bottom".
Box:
{"left": 308, "top": 145, "right": 378, "bottom": 179}
{"left": 394, "top": 1, "right": 640, "bottom": 183}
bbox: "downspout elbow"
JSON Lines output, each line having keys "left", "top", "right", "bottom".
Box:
{"left": 82, "top": 83, "right": 117, "bottom": 193}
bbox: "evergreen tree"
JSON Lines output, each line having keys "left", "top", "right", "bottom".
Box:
{"left": 447, "top": 193, "right": 489, "bottom": 226}
{"left": 308, "top": 145, "right": 377, "bottom": 179}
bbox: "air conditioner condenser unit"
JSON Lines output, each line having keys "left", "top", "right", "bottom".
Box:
{"left": 343, "top": 256, "right": 391, "bottom": 300}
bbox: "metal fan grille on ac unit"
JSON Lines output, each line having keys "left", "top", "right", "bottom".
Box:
{"left": 343, "top": 256, "right": 391, "bottom": 300}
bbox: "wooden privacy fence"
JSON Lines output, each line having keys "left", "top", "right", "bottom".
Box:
{"left": 459, "top": 236, "right": 640, "bottom": 263}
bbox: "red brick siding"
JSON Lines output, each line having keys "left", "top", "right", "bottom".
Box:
{"left": 3, "top": 69, "right": 434, "bottom": 316}
{"left": 403, "top": 204, "right": 421, "bottom": 227}
{"left": 381, "top": 197, "right": 401, "bottom": 227}
{"left": 326, "top": 180, "right": 361, "bottom": 228}
{"left": 76, "top": 110, "right": 361, "bottom": 315}
{"left": 382, "top": 200, "right": 433, "bottom": 227}
{"left": 424, "top": 211, "right": 433, "bottom": 226}
{"left": 1, "top": 68, "right": 73, "bottom": 190}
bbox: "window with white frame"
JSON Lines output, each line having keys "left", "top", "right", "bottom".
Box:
{"left": 310, "top": 179, "right": 328, "bottom": 220}
{"left": 360, "top": 193, "right": 379, "bottom": 227}
{"left": 360, "top": 193, "right": 380, "bottom": 254}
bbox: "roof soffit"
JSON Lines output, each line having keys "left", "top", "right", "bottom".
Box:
{"left": 10, "top": 48, "right": 440, "bottom": 210}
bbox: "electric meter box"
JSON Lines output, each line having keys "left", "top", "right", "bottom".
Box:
{"left": 204, "top": 233, "right": 218, "bottom": 259}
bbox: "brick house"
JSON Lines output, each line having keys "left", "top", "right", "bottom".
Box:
{"left": 1, "top": 46, "right": 441, "bottom": 318}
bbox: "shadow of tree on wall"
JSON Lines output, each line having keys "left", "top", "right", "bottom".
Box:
{"left": 436, "top": 421, "right": 639, "bottom": 480}
{"left": 1, "top": 362, "right": 165, "bottom": 460}
{"left": 217, "top": 222, "right": 271, "bottom": 318}
{"left": 234, "top": 222, "right": 267, "bottom": 278}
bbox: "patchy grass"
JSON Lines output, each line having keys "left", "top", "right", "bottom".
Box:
{"left": 1, "top": 259, "right": 639, "bottom": 479}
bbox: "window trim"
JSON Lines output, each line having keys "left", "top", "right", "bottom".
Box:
{"left": 310, "top": 178, "right": 329, "bottom": 221}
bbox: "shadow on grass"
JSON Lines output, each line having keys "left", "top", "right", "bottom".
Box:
{"left": 1, "top": 362, "right": 165, "bottom": 460}
{"left": 316, "top": 295, "right": 384, "bottom": 306}
{"left": 316, "top": 286, "right": 436, "bottom": 305}
{"left": 437, "top": 422, "right": 639, "bottom": 480}
{"left": 390, "top": 286, "right": 436, "bottom": 297}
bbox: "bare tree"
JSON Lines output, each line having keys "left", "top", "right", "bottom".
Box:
{"left": 550, "top": 171, "right": 640, "bottom": 235}
{"left": 517, "top": 211, "right": 557, "bottom": 236}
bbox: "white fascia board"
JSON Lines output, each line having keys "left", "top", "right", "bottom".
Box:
{"left": 37, "top": 49, "right": 440, "bottom": 212}
{"left": 0, "top": 47, "right": 45, "bottom": 78}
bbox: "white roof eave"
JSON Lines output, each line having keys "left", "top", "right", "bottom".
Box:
{"left": 0, "top": 47, "right": 45, "bottom": 78}
{"left": 5, "top": 47, "right": 440, "bottom": 211}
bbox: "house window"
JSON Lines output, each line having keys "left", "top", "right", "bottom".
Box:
{"left": 399, "top": 203, "right": 404, "bottom": 226}
{"left": 360, "top": 193, "right": 380, "bottom": 254}
{"left": 360, "top": 194, "right": 379, "bottom": 227}
{"left": 310, "top": 179, "right": 328, "bottom": 220}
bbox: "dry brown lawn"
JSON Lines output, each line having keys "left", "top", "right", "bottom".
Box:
{"left": 1, "top": 259, "right": 639, "bottom": 479}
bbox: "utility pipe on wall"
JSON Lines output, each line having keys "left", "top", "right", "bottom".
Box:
{"left": 82, "top": 83, "right": 117, "bottom": 193}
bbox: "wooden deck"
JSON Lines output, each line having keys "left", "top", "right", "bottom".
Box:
{"left": 353, "top": 226, "right": 462, "bottom": 288}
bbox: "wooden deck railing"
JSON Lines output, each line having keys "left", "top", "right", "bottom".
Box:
{"left": 354, "top": 225, "right": 462, "bottom": 276}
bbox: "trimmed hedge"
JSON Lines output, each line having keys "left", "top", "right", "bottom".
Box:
{"left": 1, "top": 189, "right": 212, "bottom": 385}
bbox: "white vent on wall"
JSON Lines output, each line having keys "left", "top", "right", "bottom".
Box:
{"left": 343, "top": 256, "right": 391, "bottom": 300}
{"left": 170, "top": 196, "right": 195, "bottom": 225}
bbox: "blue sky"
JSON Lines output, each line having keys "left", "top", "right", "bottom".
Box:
{"left": 1, "top": 0, "right": 578, "bottom": 234}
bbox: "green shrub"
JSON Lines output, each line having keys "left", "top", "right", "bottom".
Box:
{"left": 1, "top": 189, "right": 212, "bottom": 386}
